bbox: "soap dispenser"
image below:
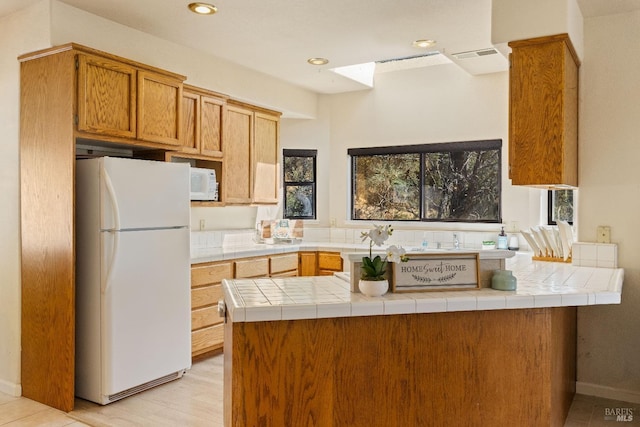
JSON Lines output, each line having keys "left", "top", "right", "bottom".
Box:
{"left": 497, "top": 226, "right": 508, "bottom": 250}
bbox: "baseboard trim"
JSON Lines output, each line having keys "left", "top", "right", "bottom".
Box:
{"left": 577, "top": 381, "right": 640, "bottom": 404}
{"left": 0, "top": 378, "right": 22, "bottom": 397}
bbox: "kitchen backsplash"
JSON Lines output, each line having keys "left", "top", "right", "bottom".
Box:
{"left": 190, "top": 228, "right": 618, "bottom": 268}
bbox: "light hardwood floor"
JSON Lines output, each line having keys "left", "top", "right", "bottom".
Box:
{"left": 2, "top": 353, "right": 638, "bottom": 426}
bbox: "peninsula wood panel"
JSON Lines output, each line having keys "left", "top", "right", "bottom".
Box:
{"left": 508, "top": 33, "right": 579, "bottom": 187}
{"left": 20, "top": 49, "right": 77, "bottom": 412}
{"left": 226, "top": 307, "right": 576, "bottom": 426}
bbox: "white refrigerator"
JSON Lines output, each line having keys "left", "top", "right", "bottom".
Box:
{"left": 75, "top": 156, "right": 191, "bottom": 405}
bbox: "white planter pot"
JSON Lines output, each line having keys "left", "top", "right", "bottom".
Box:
{"left": 358, "top": 279, "right": 389, "bottom": 297}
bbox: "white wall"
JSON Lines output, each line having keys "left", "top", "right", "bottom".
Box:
{"left": 287, "top": 63, "right": 542, "bottom": 232}
{"left": 576, "top": 10, "right": 640, "bottom": 402}
{"left": 0, "top": 0, "right": 51, "bottom": 396}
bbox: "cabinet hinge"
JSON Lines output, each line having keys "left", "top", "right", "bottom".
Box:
{"left": 75, "top": 58, "right": 79, "bottom": 69}
{"left": 74, "top": 115, "right": 79, "bottom": 125}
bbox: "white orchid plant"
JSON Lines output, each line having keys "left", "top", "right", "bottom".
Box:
{"left": 360, "top": 224, "right": 408, "bottom": 281}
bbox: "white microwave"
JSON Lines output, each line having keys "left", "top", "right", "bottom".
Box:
{"left": 190, "top": 167, "right": 218, "bottom": 201}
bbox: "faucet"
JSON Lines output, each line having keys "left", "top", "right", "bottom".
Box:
{"left": 453, "top": 233, "right": 459, "bottom": 250}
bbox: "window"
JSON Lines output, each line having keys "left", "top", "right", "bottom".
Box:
{"left": 548, "top": 190, "right": 574, "bottom": 225}
{"left": 349, "top": 140, "right": 502, "bottom": 222}
{"left": 283, "top": 149, "right": 317, "bottom": 219}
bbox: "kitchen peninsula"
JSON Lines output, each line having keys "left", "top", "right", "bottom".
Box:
{"left": 221, "top": 253, "right": 623, "bottom": 426}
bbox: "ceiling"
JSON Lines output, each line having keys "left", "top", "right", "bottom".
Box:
{"left": 2, "top": 0, "right": 640, "bottom": 94}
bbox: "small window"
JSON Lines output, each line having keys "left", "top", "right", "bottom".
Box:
{"left": 349, "top": 140, "right": 502, "bottom": 222}
{"left": 283, "top": 149, "right": 317, "bottom": 220}
{"left": 548, "top": 190, "right": 574, "bottom": 225}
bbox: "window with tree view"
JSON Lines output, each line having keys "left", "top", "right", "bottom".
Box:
{"left": 548, "top": 190, "right": 574, "bottom": 225}
{"left": 349, "top": 140, "right": 502, "bottom": 222}
{"left": 283, "top": 149, "right": 317, "bottom": 219}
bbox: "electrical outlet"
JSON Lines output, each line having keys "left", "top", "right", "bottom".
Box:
{"left": 597, "top": 226, "right": 611, "bottom": 243}
{"left": 199, "top": 219, "right": 205, "bottom": 231}
{"left": 330, "top": 218, "right": 337, "bottom": 227}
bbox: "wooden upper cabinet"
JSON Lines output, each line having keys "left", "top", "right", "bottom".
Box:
{"left": 181, "top": 85, "right": 226, "bottom": 157}
{"left": 77, "top": 54, "right": 137, "bottom": 139}
{"left": 224, "top": 101, "right": 281, "bottom": 205}
{"left": 75, "top": 48, "right": 185, "bottom": 147}
{"left": 137, "top": 71, "right": 182, "bottom": 145}
{"left": 224, "top": 103, "right": 253, "bottom": 204}
{"left": 508, "top": 33, "right": 579, "bottom": 188}
{"left": 253, "top": 111, "right": 280, "bottom": 204}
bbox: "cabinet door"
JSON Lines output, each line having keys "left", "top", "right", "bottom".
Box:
{"left": 508, "top": 34, "right": 578, "bottom": 187}
{"left": 224, "top": 105, "right": 253, "bottom": 203}
{"left": 77, "top": 54, "right": 136, "bottom": 139}
{"left": 137, "top": 70, "right": 182, "bottom": 146}
{"left": 181, "top": 90, "right": 200, "bottom": 154}
{"left": 252, "top": 112, "right": 279, "bottom": 204}
{"left": 318, "top": 251, "right": 343, "bottom": 274}
{"left": 298, "top": 251, "right": 318, "bottom": 276}
{"left": 200, "top": 95, "right": 224, "bottom": 157}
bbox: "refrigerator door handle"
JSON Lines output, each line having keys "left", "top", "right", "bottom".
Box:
{"left": 102, "top": 168, "right": 120, "bottom": 295}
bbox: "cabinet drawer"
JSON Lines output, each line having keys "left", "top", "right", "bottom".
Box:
{"left": 318, "top": 252, "right": 343, "bottom": 271}
{"left": 235, "top": 257, "right": 269, "bottom": 278}
{"left": 270, "top": 270, "right": 298, "bottom": 278}
{"left": 270, "top": 253, "right": 298, "bottom": 274}
{"left": 192, "top": 305, "right": 223, "bottom": 331}
{"left": 191, "top": 261, "right": 233, "bottom": 287}
{"left": 191, "top": 324, "right": 224, "bottom": 355}
{"left": 191, "top": 284, "right": 223, "bottom": 310}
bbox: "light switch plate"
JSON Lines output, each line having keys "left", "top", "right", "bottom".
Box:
{"left": 597, "top": 226, "right": 611, "bottom": 243}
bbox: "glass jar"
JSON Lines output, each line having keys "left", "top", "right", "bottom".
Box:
{"left": 491, "top": 270, "right": 517, "bottom": 291}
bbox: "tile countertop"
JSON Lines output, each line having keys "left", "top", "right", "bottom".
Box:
{"left": 191, "top": 242, "right": 513, "bottom": 264}
{"left": 222, "top": 253, "right": 624, "bottom": 323}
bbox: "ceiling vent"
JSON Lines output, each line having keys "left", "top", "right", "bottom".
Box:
{"left": 451, "top": 48, "right": 498, "bottom": 60}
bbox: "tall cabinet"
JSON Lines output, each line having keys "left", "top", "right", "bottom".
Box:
{"left": 508, "top": 33, "right": 580, "bottom": 188}
{"left": 19, "top": 42, "right": 281, "bottom": 412}
{"left": 19, "top": 43, "right": 186, "bottom": 412}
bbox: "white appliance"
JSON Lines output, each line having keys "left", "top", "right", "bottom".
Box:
{"left": 190, "top": 167, "right": 218, "bottom": 201}
{"left": 75, "top": 157, "right": 191, "bottom": 405}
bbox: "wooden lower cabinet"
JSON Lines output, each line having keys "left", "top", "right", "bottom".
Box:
{"left": 225, "top": 307, "right": 577, "bottom": 426}
{"left": 318, "top": 251, "right": 343, "bottom": 275}
{"left": 298, "top": 251, "right": 318, "bottom": 276}
{"left": 235, "top": 257, "right": 269, "bottom": 278}
{"left": 192, "top": 251, "right": 343, "bottom": 356}
{"left": 190, "top": 261, "right": 232, "bottom": 357}
{"left": 270, "top": 253, "right": 298, "bottom": 277}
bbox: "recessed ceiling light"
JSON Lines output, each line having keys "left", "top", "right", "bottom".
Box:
{"left": 307, "top": 57, "right": 329, "bottom": 66}
{"left": 412, "top": 39, "right": 436, "bottom": 49}
{"left": 188, "top": 2, "right": 217, "bottom": 15}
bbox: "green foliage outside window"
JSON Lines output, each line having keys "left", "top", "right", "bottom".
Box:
{"left": 350, "top": 140, "right": 501, "bottom": 223}
{"left": 283, "top": 150, "right": 316, "bottom": 219}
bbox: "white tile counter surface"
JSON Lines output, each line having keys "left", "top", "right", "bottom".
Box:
{"left": 222, "top": 253, "right": 623, "bottom": 323}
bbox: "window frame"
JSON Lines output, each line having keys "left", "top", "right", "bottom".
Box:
{"left": 547, "top": 189, "right": 574, "bottom": 226}
{"left": 348, "top": 139, "right": 502, "bottom": 223}
{"left": 282, "top": 149, "right": 317, "bottom": 220}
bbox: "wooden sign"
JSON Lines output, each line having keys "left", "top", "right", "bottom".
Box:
{"left": 392, "top": 252, "right": 480, "bottom": 292}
